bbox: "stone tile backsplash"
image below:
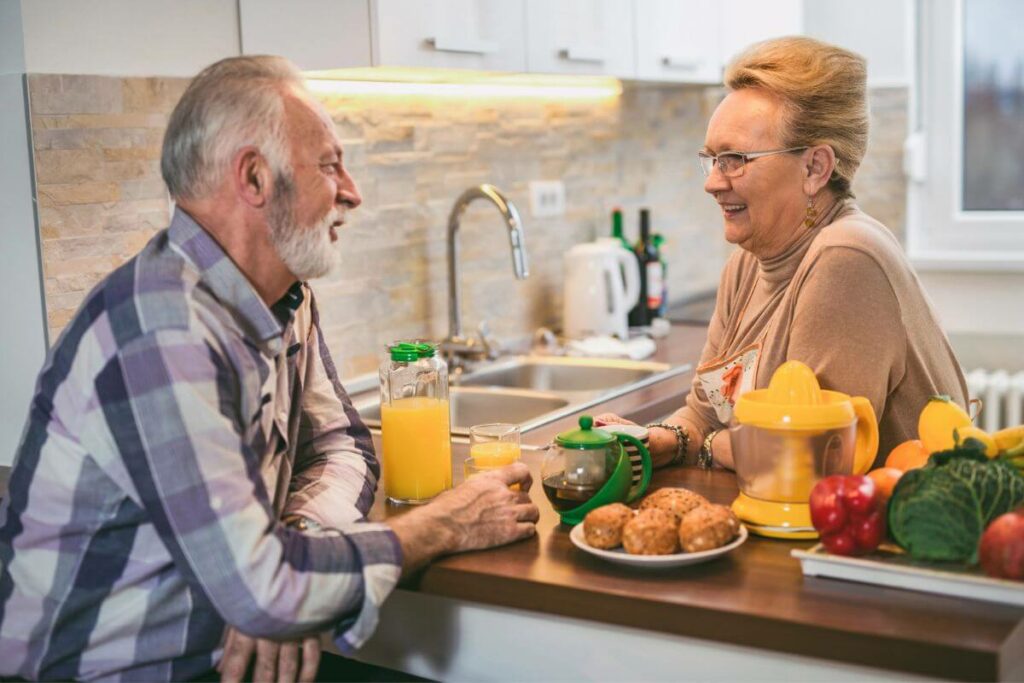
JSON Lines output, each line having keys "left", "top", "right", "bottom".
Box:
{"left": 28, "top": 74, "right": 907, "bottom": 377}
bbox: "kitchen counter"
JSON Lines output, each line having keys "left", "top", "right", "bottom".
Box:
{"left": 355, "top": 324, "right": 1024, "bottom": 682}
{"left": 2, "top": 325, "right": 1021, "bottom": 680}
{"left": 666, "top": 290, "right": 717, "bottom": 326}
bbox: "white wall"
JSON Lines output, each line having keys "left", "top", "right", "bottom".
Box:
{"left": 803, "top": 0, "right": 911, "bottom": 86}
{"left": 20, "top": 0, "right": 241, "bottom": 77}
{"left": 1, "top": 0, "right": 47, "bottom": 466}
{"left": 918, "top": 272, "right": 1024, "bottom": 335}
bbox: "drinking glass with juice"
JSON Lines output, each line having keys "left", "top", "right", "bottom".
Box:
{"left": 380, "top": 343, "right": 452, "bottom": 504}
{"left": 465, "top": 423, "right": 521, "bottom": 488}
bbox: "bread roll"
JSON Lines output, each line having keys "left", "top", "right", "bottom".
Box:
{"left": 639, "top": 487, "right": 709, "bottom": 524}
{"left": 678, "top": 504, "right": 741, "bottom": 553}
{"left": 583, "top": 503, "right": 635, "bottom": 549}
{"left": 622, "top": 508, "right": 679, "bottom": 555}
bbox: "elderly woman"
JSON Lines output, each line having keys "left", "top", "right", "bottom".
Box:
{"left": 601, "top": 36, "right": 967, "bottom": 471}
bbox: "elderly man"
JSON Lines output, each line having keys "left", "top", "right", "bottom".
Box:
{"left": 0, "top": 56, "right": 538, "bottom": 681}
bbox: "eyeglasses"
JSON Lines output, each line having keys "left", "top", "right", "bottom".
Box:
{"left": 697, "top": 147, "right": 808, "bottom": 178}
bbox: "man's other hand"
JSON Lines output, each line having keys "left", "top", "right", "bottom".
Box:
{"left": 218, "top": 627, "right": 320, "bottom": 683}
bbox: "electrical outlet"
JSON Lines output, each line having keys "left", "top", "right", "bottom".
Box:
{"left": 528, "top": 180, "right": 566, "bottom": 218}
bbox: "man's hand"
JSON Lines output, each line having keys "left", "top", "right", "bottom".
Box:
{"left": 388, "top": 462, "right": 539, "bottom": 573}
{"left": 218, "top": 628, "right": 320, "bottom": 683}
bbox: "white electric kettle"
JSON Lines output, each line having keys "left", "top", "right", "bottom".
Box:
{"left": 563, "top": 240, "right": 640, "bottom": 340}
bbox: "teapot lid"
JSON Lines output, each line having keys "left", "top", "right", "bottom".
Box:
{"left": 734, "top": 361, "right": 858, "bottom": 430}
{"left": 555, "top": 415, "right": 616, "bottom": 450}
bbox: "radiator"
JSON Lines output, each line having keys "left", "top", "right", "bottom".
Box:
{"left": 965, "top": 369, "right": 1024, "bottom": 432}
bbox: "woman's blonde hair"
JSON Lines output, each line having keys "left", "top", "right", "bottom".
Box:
{"left": 725, "top": 36, "right": 868, "bottom": 199}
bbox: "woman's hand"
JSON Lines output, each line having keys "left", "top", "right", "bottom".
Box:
{"left": 592, "top": 413, "right": 637, "bottom": 427}
{"left": 595, "top": 413, "right": 677, "bottom": 467}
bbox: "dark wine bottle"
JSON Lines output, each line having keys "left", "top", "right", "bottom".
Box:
{"left": 628, "top": 208, "right": 660, "bottom": 327}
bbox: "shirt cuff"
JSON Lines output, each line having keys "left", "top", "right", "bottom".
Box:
{"left": 331, "top": 522, "right": 403, "bottom": 654}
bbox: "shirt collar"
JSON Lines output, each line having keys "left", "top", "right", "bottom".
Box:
{"left": 167, "top": 207, "right": 293, "bottom": 354}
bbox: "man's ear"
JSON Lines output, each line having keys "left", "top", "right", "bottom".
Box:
{"left": 802, "top": 144, "right": 836, "bottom": 196}
{"left": 234, "top": 146, "right": 271, "bottom": 208}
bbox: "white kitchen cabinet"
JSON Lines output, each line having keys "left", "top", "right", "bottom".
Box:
{"left": 525, "top": 0, "right": 634, "bottom": 77}
{"left": 239, "top": 0, "right": 803, "bottom": 82}
{"left": 634, "top": 0, "right": 722, "bottom": 84}
{"left": 371, "top": 0, "right": 527, "bottom": 72}
{"left": 240, "top": 0, "right": 525, "bottom": 73}
{"left": 721, "top": 0, "right": 804, "bottom": 66}
{"left": 239, "top": 0, "right": 373, "bottom": 71}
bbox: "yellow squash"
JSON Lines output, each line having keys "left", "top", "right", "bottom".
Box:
{"left": 918, "top": 395, "right": 973, "bottom": 454}
{"left": 955, "top": 426, "right": 998, "bottom": 458}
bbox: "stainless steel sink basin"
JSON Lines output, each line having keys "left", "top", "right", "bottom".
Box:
{"left": 356, "top": 387, "right": 570, "bottom": 435}
{"left": 457, "top": 356, "right": 671, "bottom": 392}
{"left": 352, "top": 355, "right": 691, "bottom": 436}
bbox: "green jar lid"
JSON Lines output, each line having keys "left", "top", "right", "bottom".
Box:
{"left": 388, "top": 343, "right": 419, "bottom": 362}
{"left": 389, "top": 341, "right": 437, "bottom": 361}
{"left": 555, "top": 415, "right": 616, "bottom": 450}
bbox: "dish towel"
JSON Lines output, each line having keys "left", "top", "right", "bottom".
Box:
{"left": 565, "top": 335, "right": 657, "bottom": 360}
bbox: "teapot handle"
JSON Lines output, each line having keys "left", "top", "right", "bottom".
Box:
{"left": 616, "top": 432, "right": 652, "bottom": 502}
{"left": 850, "top": 396, "right": 879, "bottom": 475}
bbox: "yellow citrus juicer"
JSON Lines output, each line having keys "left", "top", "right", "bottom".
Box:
{"left": 730, "top": 361, "right": 878, "bottom": 539}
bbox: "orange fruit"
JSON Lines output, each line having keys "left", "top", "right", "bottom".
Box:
{"left": 884, "top": 439, "right": 931, "bottom": 472}
{"left": 867, "top": 467, "right": 904, "bottom": 503}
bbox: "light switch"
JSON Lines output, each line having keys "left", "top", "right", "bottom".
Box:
{"left": 528, "top": 180, "right": 566, "bottom": 218}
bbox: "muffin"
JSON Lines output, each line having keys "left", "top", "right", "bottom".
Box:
{"left": 678, "top": 504, "right": 741, "bottom": 553}
{"left": 622, "top": 508, "right": 680, "bottom": 555}
{"left": 583, "top": 503, "right": 635, "bottom": 549}
{"left": 639, "top": 487, "right": 710, "bottom": 524}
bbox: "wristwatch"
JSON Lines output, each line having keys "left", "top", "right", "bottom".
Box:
{"left": 282, "top": 514, "right": 335, "bottom": 535}
{"left": 645, "top": 422, "right": 690, "bottom": 466}
{"left": 698, "top": 430, "right": 719, "bottom": 470}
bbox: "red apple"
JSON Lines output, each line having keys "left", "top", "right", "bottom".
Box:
{"left": 978, "top": 508, "right": 1024, "bottom": 581}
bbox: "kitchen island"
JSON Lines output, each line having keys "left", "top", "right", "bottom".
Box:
{"left": 353, "top": 324, "right": 1024, "bottom": 682}
{"left": 1, "top": 326, "right": 1020, "bottom": 681}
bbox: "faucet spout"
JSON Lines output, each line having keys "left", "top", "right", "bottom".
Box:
{"left": 446, "top": 184, "right": 529, "bottom": 346}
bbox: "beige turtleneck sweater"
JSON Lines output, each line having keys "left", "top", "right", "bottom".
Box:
{"left": 684, "top": 202, "right": 969, "bottom": 467}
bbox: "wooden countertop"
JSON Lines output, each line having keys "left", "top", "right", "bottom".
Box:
{"left": 367, "top": 325, "right": 1024, "bottom": 682}
{"left": 2, "top": 325, "right": 1020, "bottom": 679}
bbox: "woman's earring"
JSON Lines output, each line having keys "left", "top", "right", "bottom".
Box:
{"left": 804, "top": 196, "right": 818, "bottom": 228}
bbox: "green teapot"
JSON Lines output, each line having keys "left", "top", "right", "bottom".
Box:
{"left": 540, "top": 415, "right": 653, "bottom": 525}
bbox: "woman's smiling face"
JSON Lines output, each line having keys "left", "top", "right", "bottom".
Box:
{"left": 702, "top": 88, "right": 811, "bottom": 259}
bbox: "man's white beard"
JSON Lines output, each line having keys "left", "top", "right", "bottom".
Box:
{"left": 267, "top": 177, "right": 341, "bottom": 281}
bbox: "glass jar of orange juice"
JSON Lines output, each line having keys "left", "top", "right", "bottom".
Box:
{"left": 380, "top": 342, "right": 452, "bottom": 504}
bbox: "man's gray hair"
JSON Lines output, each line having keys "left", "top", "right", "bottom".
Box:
{"left": 161, "top": 55, "right": 305, "bottom": 201}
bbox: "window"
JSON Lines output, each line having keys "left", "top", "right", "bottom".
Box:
{"left": 907, "top": 0, "right": 1024, "bottom": 268}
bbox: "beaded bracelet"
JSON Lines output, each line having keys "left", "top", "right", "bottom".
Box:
{"left": 645, "top": 422, "right": 690, "bottom": 466}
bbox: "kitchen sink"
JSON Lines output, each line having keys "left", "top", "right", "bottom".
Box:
{"left": 356, "top": 387, "right": 570, "bottom": 434}
{"left": 353, "top": 355, "right": 690, "bottom": 436}
{"left": 457, "top": 356, "right": 672, "bottom": 392}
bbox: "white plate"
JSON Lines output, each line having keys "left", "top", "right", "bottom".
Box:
{"left": 569, "top": 522, "right": 748, "bottom": 568}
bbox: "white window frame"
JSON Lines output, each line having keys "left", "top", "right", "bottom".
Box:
{"left": 906, "top": 0, "right": 1024, "bottom": 271}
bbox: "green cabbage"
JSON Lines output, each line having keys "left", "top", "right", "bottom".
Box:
{"left": 887, "top": 442, "right": 1024, "bottom": 563}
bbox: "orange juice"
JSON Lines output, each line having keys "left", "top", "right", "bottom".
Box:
{"left": 468, "top": 441, "right": 521, "bottom": 467}
{"left": 381, "top": 396, "right": 452, "bottom": 503}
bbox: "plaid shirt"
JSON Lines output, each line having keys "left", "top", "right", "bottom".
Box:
{"left": 0, "top": 209, "right": 402, "bottom": 681}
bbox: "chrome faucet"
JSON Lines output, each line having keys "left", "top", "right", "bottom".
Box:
{"left": 441, "top": 184, "right": 529, "bottom": 368}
